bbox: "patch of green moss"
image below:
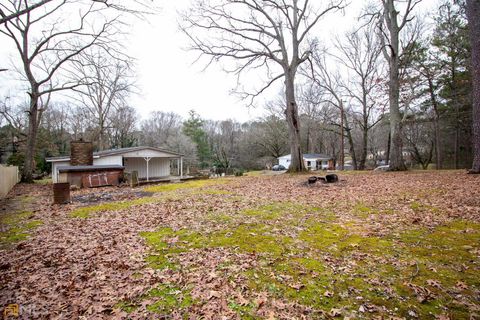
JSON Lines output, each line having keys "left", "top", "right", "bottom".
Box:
{"left": 299, "top": 223, "right": 348, "bottom": 250}
{"left": 115, "top": 283, "right": 195, "bottom": 315}
{"left": 70, "top": 197, "right": 156, "bottom": 218}
{"left": 146, "top": 283, "right": 195, "bottom": 314}
{"left": 141, "top": 227, "right": 206, "bottom": 269}
{"left": 144, "top": 179, "right": 229, "bottom": 193}
{"left": 0, "top": 211, "right": 42, "bottom": 246}
{"left": 228, "top": 300, "right": 258, "bottom": 319}
{"left": 409, "top": 201, "right": 439, "bottom": 213}
{"left": 115, "top": 301, "right": 138, "bottom": 313}
{"left": 353, "top": 202, "right": 374, "bottom": 214}
{"left": 209, "top": 224, "right": 293, "bottom": 257}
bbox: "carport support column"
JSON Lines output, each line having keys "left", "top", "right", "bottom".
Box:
{"left": 144, "top": 157, "right": 151, "bottom": 182}
{"left": 180, "top": 156, "right": 183, "bottom": 178}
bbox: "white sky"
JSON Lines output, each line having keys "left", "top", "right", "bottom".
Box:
{"left": 0, "top": 0, "right": 437, "bottom": 123}
{"left": 127, "top": 0, "right": 366, "bottom": 122}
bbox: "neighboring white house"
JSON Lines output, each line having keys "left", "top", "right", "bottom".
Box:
{"left": 278, "top": 153, "right": 333, "bottom": 170}
{"left": 47, "top": 146, "right": 184, "bottom": 183}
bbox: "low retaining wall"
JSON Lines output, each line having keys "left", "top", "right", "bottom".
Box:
{"left": 0, "top": 165, "right": 20, "bottom": 197}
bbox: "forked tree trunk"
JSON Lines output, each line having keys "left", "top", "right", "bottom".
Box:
{"left": 466, "top": 0, "right": 480, "bottom": 173}
{"left": 285, "top": 71, "right": 305, "bottom": 172}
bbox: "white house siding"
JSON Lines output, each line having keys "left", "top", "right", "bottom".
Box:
{"left": 278, "top": 157, "right": 291, "bottom": 168}
{"left": 93, "top": 155, "right": 122, "bottom": 166}
{"left": 123, "top": 157, "right": 170, "bottom": 179}
{"left": 52, "top": 160, "right": 70, "bottom": 183}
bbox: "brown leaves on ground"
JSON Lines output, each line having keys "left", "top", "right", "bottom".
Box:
{"left": 0, "top": 171, "right": 479, "bottom": 319}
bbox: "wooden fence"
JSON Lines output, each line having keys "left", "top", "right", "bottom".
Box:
{"left": 0, "top": 165, "right": 19, "bottom": 197}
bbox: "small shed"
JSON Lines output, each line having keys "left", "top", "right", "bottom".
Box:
{"left": 278, "top": 153, "right": 334, "bottom": 170}
{"left": 47, "top": 146, "right": 184, "bottom": 184}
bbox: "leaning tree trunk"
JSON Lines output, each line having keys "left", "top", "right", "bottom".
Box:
{"left": 467, "top": 0, "right": 480, "bottom": 173}
{"left": 22, "top": 93, "right": 40, "bottom": 183}
{"left": 284, "top": 71, "right": 305, "bottom": 172}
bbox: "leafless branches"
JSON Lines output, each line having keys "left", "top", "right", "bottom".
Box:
{"left": 180, "top": 0, "right": 345, "bottom": 104}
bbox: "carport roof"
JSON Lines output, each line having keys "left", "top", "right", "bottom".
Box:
{"left": 47, "top": 146, "right": 183, "bottom": 162}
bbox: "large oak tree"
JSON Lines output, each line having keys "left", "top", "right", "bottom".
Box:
{"left": 181, "top": 0, "right": 345, "bottom": 172}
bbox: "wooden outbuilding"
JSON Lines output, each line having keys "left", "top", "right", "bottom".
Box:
{"left": 47, "top": 146, "right": 184, "bottom": 185}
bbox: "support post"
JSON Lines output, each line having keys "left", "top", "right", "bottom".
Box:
{"left": 144, "top": 157, "right": 151, "bottom": 182}
{"left": 180, "top": 157, "right": 183, "bottom": 178}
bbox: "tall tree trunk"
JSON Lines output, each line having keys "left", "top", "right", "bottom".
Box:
{"left": 359, "top": 115, "right": 368, "bottom": 170}
{"left": 388, "top": 58, "right": 406, "bottom": 171}
{"left": 384, "top": 0, "right": 406, "bottom": 171}
{"left": 344, "top": 113, "right": 357, "bottom": 170}
{"left": 22, "top": 93, "right": 40, "bottom": 182}
{"left": 386, "top": 131, "right": 391, "bottom": 165}
{"left": 285, "top": 71, "right": 305, "bottom": 172}
{"left": 428, "top": 78, "right": 443, "bottom": 169}
{"left": 467, "top": 0, "right": 480, "bottom": 173}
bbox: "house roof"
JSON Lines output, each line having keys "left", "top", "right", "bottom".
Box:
{"left": 47, "top": 146, "right": 183, "bottom": 162}
{"left": 278, "top": 153, "right": 333, "bottom": 160}
{"left": 57, "top": 165, "right": 124, "bottom": 173}
{"left": 303, "top": 153, "right": 333, "bottom": 160}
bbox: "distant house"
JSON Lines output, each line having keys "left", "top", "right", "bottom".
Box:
{"left": 47, "top": 146, "right": 184, "bottom": 184}
{"left": 278, "top": 153, "right": 334, "bottom": 171}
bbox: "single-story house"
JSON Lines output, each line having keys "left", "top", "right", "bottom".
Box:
{"left": 278, "top": 153, "right": 334, "bottom": 171}
{"left": 47, "top": 146, "right": 184, "bottom": 183}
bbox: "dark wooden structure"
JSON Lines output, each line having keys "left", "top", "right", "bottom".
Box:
{"left": 58, "top": 165, "right": 124, "bottom": 188}
{"left": 53, "top": 182, "right": 70, "bottom": 204}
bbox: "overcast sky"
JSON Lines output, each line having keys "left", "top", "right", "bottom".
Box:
{"left": 127, "top": 0, "right": 367, "bottom": 122}
{"left": 0, "top": 0, "right": 436, "bottom": 123}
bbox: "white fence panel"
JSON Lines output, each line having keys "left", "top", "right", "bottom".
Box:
{"left": 0, "top": 165, "right": 20, "bottom": 197}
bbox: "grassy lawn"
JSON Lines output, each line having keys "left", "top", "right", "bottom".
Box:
{"left": 1, "top": 172, "right": 479, "bottom": 319}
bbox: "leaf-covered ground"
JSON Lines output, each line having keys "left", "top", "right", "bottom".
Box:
{"left": 1, "top": 171, "right": 479, "bottom": 319}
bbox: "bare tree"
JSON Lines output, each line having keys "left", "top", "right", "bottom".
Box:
{"left": 404, "top": 115, "right": 434, "bottom": 169}
{"left": 108, "top": 105, "right": 138, "bottom": 149}
{"left": 0, "top": 0, "right": 53, "bottom": 26}
{"left": 0, "top": 0, "right": 155, "bottom": 25}
{"left": 370, "top": 0, "right": 422, "bottom": 171}
{"left": 0, "top": 1, "right": 123, "bottom": 181}
{"left": 181, "top": 0, "right": 345, "bottom": 172}
{"left": 304, "top": 49, "right": 354, "bottom": 169}
{"left": 139, "top": 111, "right": 184, "bottom": 148}
{"left": 466, "top": 0, "right": 480, "bottom": 173}
{"left": 71, "top": 49, "right": 135, "bottom": 150}
{"left": 335, "top": 26, "right": 386, "bottom": 169}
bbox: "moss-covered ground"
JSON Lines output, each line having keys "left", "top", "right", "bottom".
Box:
{"left": 133, "top": 194, "right": 480, "bottom": 318}
{"left": 123, "top": 172, "right": 479, "bottom": 319}
{"left": 0, "top": 210, "right": 43, "bottom": 246}
{"left": 4, "top": 172, "right": 477, "bottom": 319}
